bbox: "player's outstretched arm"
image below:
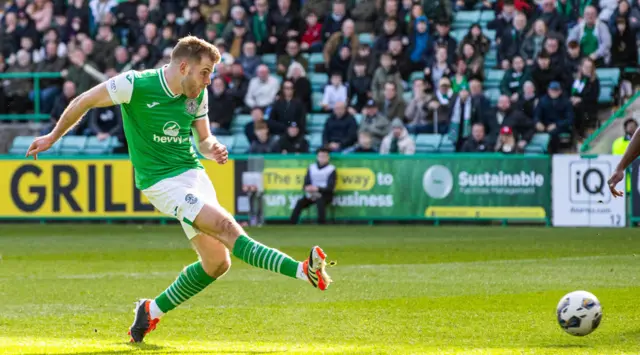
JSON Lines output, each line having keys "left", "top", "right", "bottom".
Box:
{"left": 609, "top": 126, "right": 640, "bottom": 197}
{"left": 26, "top": 81, "right": 116, "bottom": 159}
{"left": 192, "top": 118, "right": 228, "bottom": 165}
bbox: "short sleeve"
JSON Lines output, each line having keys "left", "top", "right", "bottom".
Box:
{"left": 107, "top": 71, "right": 134, "bottom": 105}
{"left": 195, "top": 89, "right": 208, "bottom": 120}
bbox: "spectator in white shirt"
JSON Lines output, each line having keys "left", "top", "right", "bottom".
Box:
{"left": 244, "top": 64, "right": 280, "bottom": 110}
{"left": 321, "top": 72, "right": 348, "bottom": 112}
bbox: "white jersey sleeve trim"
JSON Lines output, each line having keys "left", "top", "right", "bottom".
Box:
{"left": 194, "top": 89, "right": 208, "bottom": 120}
{"left": 107, "top": 71, "right": 134, "bottom": 105}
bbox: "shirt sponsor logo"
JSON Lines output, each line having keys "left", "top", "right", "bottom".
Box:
{"left": 153, "top": 121, "right": 189, "bottom": 144}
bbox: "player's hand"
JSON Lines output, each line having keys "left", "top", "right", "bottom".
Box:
{"left": 26, "top": 134, "right": 56, "bottom": 160}
{"left": 608, "top": 169, "right": 625, "bottom": 198}
{"left": 212, "top": 142, "right": 228, "bottom": 165}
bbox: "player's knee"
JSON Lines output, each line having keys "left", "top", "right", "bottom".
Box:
{"left": 201, "top": 252, "right": 231, "bottom": 279}
{"left": 214, "top": 210, "right": 240, "bottom": 237}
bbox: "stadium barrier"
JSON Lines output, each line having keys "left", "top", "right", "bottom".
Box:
{"left": 0, "top": 72, "right": 62, "bottom": 121}
{"left": 1, "top": 153, "right": 636, "bottom": 227}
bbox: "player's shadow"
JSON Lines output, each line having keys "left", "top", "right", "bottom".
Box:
{"left": 538, "top": 344, "right": 591, "bottom": 349}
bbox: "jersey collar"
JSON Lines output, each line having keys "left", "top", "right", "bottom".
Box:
{"left": 158, "top": 65, "right": 180, "bottom": 98}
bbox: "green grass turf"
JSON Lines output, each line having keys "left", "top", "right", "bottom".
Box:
{"left": 1, "top": 224, "right": 640, "bottom": 354}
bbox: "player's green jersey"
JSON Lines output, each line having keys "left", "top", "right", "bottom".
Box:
{"left": 107, "top": 66, "right": 209, "bottom": 190}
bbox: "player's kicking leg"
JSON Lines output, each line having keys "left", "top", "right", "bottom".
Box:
{"left": 129, "top": 233, "right": 231, "bottom": 342}
{"left": 191, "top": 202, "right": 334, "bottom": 291}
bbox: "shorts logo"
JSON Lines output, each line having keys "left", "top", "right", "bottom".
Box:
{"left": 185, "top": 194, "right": 198, "bottom": 205}
{"left": 163, "top": 121, "right": 180, "bottom": 137}
{"left": 185, "top": 99, "right": 198, "bottom": 115}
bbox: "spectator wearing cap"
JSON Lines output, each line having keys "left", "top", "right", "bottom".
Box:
{"left": 570, "top": 57, "right": 600, "bottom": 140}
{"left": 494, "top": 126, "right": 522, "bottom": 154}
{"left": 277, "top": 40, "right": 308, "bottom": 77}
{"left": 567, "top": 5, "right": 612, "bottom": 66}
{"left": 534, "top": 80, "right": 574, "bottom": 153}
{"left": 359, "top": 99, "right": 391, "bottom": 149}
{"left": 322, "top": 101, "right": 359, "bottom": 152}
{"left": 460, "top": 123, "right": 492, "bottom": 153}
{"left": 244, "top": 64, "right": 280, "bottom": 110}
{"left": 497, "top": 12, "right": 527, "bottom": 68}
{"left": 225, "top": 20, "right": 255, "bottom": 59}
{"left": 324, "top": 19, "right": 359, "bottom": 68}
{"left": 347, "top": 60, "right": 372, "bottom": 112}
{"left": 268, "top": 79, "right": 308, "bottom": 136}
{"left": 528, "top": 51, "right": 568, "bottom": 98}
{"left": 494, "top": 95, "right": 535, "bottom": 150}
{"left": 208, "top": 77, "right": 235, "bottom": 135}
{"left": 322, "top": 0, "right": 347, "bottom": 43}
{"left": 238, "top": 42, "right": 262, "bottom": 78}
{"left": 276, "top": 121, "right": 310, "bottom": 154}
{"left": 500, "top": 55, "right": 528, "bottom": 103}
{"left": 321, "top": 72, "right": 349, "bottom": 112}
{"left": 379, "top": 118, "right": 416, "bottom": 155}
{"left": 405, "top": 78, "right": 435, "bottom": 134}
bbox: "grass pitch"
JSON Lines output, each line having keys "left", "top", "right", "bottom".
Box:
{"left": 1, "top": 223, "right": 640, "bottom": 355}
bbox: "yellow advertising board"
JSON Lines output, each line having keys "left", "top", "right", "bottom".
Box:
{"left": 0, "top": 159, "right": 235, "bottom": 218}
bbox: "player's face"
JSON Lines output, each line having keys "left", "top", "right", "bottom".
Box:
{"left": 181, "top": 56, "right": 214, "bottom": 98}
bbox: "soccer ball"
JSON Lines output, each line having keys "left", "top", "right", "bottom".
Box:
{"left": 556, "top": 290, "right": 603, "bottom": 336}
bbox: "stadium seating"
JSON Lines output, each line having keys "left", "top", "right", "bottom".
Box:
{"left": 309, "top": 73, "right": 328, "bottom": 92}
{"left": 231, "top": 114, "right": 252, "bottom": 134}
{"left": 261, "top": 54, "right": 277, "bottom": 72}
{"left": 524, "top": 133, "right": 551, "bottom": 154}
{"left": 59, "top": 136, "right": 88, "bottom": 155}
{"left": 309, "top": 133, "right": 323, "bottom": 151}
{"left": 484, "top": 69, "right": 505, "bottom": 89}
{"left": 233, "top": 133, "right": 250, "bottom": 153}
{"left": 309, "top": 113, "right": 329, "bottom": 133}
{"left": 415, "top": 134, "right": 441, "bottom": 153}
{"left": 438, "top": 135, "right": 456, "bottom": 153}
{"left": 598, "top": 86, "right": 614, "bottom": 104}
{"left": 452, "top": 11, "right": 481, "bottom": 30}
{"left": 8, "top": 136, "right": 34, "bottom": 155}
{"left": 83, "top": 136, "right": 113, "bottom": 155}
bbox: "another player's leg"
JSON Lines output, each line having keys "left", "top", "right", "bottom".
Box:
{"left": 192, "top": 202, "right": 334, "bottom": 291}
{"left": 129, "top": 232, "right": 230, "bottom": 343}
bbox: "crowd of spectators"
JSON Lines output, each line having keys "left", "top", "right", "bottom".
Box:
{"left": 0, "top": 0, "right": 636, "bottom": 154}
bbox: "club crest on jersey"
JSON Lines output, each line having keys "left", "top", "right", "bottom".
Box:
{"left": 185, "top": 99, "right": 198, "bottom": 115}
{"left": 185, "top": 194, "right": 198, "bottom": 205}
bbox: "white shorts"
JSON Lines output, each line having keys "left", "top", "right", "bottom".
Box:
{"left": 142, "top": 169, "right": 219, "bottom": 240}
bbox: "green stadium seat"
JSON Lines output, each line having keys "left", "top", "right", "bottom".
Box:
{"left": 452, "top": 11, "right": 481, "bottom": 30}
{"left": 312, "top": 92, "right": 324, "bottom": 112}
{"left": 261, "top": 54, "right": 277, "bottom": 72}
{"left": 484, "top": 50, "right": 497, "bottom": 68}
{"left": 479, "top": 10, "right": 496, "bottom": 25}
{"left": 83, "top": 136, "right": 111, "bottom": 155}
{"left": 403, "top": 91, "right": 413, "bottom": 102}
{"left": 309, "top": 133, "right": 323, "bottom": 150}
{"left": 438, "top": 135, "right": 456, "bottom": 153}
{"left": 415, "top": 134, "right": 441, "bottom": 153}
{"left": 451, "top": 29, "right": 466, "bottom": 43}
{"left": 595, "top": 68, "right": 620, "bottom": 86}
{"left": 485, "top": 88, "right": 501, "bottom": 105}
{"left": 309, "top": 113, "right": 329, "bottom": 133}
{"left": 233, "top": 133, "right": 250, "bottom": 153}
{"left": 598, "top": 86, "right": 613, "bottom": 104}
{"left": 307, "top": 53, "right": 324, "bottom": 72}
{"left": 354, "top": 114, "right": 363, "bottom": 124}
{"left": 216, "top": 135, "right": 235, "bottom": 150}
{"left": 482, "top": 29, "right": 496, "bottom": 41}
{"left": 310, "top": 73, "right": 328, "bottom": 92}
{"left": 409, "top": 71, "right": 424, "bottom": 83}
{"left": 59, "top": 136, "right": 87, "bottom": 155}
{"left": 525, "top": 133, "right": 550, "bottom": 154}
{"left": 8, "top": 136, "right": 34, "bottom": 155}
{"left": 358, "top": 33, "right": 374, "bottom": 46}
{"left": 231, "top": 114, "right": 253, "bottom": 134}
{"left": 484, "top": 69, "right": 505, "bottom": 89}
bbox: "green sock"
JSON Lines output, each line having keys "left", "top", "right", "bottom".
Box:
{"left": 232, "top": 235, "right": 300, "bottom": 279}
{"left": 154, "top": 261, "right": 216, "bottom": 313}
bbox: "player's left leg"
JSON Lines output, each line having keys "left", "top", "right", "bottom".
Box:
{"left": 129, "top": 232, "right": 231, "bottom": 343}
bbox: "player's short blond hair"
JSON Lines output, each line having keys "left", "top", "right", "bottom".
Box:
{"left": 171, "top": 36, "right": 221, "bottom": 65}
